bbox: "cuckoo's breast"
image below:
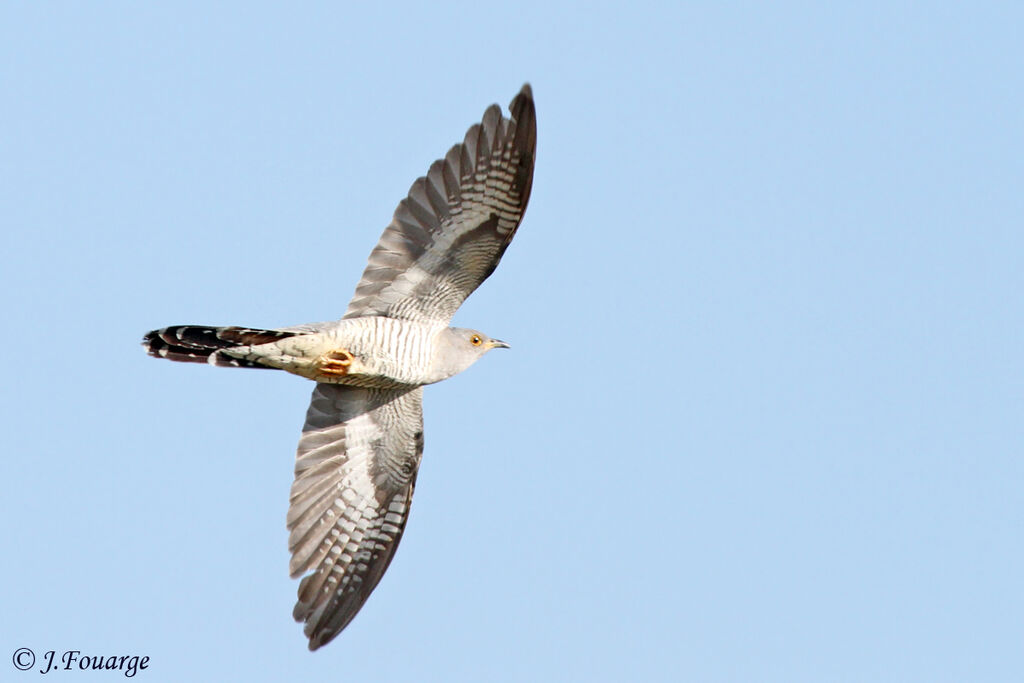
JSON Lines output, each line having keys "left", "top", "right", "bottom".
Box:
{"left": 326, "top": 317, "right": 441, "bottom": 387}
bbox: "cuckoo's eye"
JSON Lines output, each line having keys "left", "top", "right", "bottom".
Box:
{"left": 470, "top": 334, "right": 482, "bottom": 346}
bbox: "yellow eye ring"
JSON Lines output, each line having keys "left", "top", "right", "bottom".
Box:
{"left": 470, "top": 335, "right": 482, "bottom": 346}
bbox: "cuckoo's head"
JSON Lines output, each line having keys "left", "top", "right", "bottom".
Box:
{"left": 430, "top": 326, "right": 510, "bottom": 382}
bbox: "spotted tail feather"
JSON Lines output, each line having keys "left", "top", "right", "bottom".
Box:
{"left": 143, "top": 325, "right": 298, "bottom": 368}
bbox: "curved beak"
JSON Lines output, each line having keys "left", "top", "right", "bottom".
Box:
{"left": 488, "top": 339, "right": 511, "bottom": 350}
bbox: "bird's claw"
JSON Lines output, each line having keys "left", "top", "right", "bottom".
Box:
{"left": 318, "top": 348, "right": 354, "bottom": 376}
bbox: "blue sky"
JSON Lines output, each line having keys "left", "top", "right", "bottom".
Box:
{"left": 1, "top": 2, "right": 1021, "bottom": 681}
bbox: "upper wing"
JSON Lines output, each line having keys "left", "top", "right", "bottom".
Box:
{"left": 343, "top": 84, "right": 537, "bottom": 324}
{"left": 287, "top": 383, "right": 424, "bottom": 650}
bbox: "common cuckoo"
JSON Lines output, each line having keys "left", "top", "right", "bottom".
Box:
{"left": 143, "top": 84, "right": 536, "bottom": 650}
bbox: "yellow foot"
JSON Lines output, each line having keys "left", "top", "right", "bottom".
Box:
{"left": 317, "top": 348, "right": 354, "bottom": 376}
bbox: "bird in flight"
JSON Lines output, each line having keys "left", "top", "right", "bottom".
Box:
{"left": 143, "top": 84, "right": 536, "bottom": 650}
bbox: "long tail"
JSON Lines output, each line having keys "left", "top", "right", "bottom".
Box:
{"left": 143, "top": 325, "right": 298, "bottom": 369}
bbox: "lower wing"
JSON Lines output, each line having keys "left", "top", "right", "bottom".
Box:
{"left": 287, "top": 383, "right": 424, "bottom": 650}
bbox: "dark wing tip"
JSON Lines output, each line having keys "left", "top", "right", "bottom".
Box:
{"left": 307, "top": 631, "right": 328, "bottom": 652}
{"left": 508, "top": 82, "right": 537, "bottom": 214}
{"left": 509, "top": 83, "right": 535, "bottom": 136}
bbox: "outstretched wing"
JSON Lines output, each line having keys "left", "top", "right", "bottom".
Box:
{"left": 343, "top": 84, "right": 537, "bottom": 324}
{"left": 288, "top": 383, "right": 424, "bottom": 650}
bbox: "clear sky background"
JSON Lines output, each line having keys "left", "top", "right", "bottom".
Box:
{"left": 1, "top": 3, "right": 1021, "bottom": 682}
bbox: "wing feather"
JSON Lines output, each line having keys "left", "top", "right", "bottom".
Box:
{"left": 343, "top": 84, "right": 536, "bottom": 323}
{"left": 288, "top": 383, "right": 424, "bottom": 650}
